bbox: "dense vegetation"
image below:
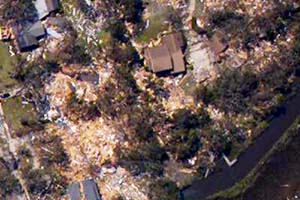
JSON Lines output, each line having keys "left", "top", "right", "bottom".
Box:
{"left": 0, "top": 158, "right": 22, "bottom": 198}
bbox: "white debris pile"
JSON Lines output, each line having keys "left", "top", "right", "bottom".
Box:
{"left": 75, "top": 81, "right": 98, "bottom": 103}
{"left": 43, "top": 67, "right": 140, "bottom": 193}
{"left": 206, "top": 105, "right": 225, "bottom": 121}
{"left": 99, "top": 167, "right": 148, "bottom": 200}
{"left": 53, "top": 118, "right": 124, "bottom": 180}
{"left": 163, "top": 87, "right": 194, "bottom": 114}
{"left": 44, "top": 72, "right": 75, "bottom": 119}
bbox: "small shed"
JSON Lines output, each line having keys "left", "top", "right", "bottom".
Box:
{"left": 77, "top": 72, "right": 99, "bottom": 84}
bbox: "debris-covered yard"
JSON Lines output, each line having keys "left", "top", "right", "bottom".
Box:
{"left": 1, "top": 0, "right": 300, "bottom": 200}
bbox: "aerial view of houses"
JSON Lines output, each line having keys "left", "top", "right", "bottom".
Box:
{"left": 0, "top": 0, "right": 300, "bottom": 200}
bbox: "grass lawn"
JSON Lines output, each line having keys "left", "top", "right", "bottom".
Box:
{"left": 136, "top": 7, "right": 173, "bottom": 43}
{"left": 0, "top": 42, "right": 18, "bottom": 91}
{"left": 2, "top": 97, "right": 40, "bottom": 137}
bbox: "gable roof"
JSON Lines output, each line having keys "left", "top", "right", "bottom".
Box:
{"left": 145, "top": 44, "right": 173, "bottom": 73}
{"left": 163, "top": 33, "right": 185, "bottom": 74}
{"left": 145, "top": 32, "right": 186, "bottom": 74}
{"left": 171, "top": 50, "right": 185, "bottom": 74}
{"left": 162, "top": 32, "right": 184, "bottom": 53}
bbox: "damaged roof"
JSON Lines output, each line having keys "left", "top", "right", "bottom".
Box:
{"left": 15, "top": 21, "right": 46, "bottom": 52}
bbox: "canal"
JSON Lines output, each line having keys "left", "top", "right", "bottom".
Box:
{"left": 241, "top": 129, "right": 300, "bottom": 200}
{"left": 183, "top": 93, "right": 300, "bottom": 200}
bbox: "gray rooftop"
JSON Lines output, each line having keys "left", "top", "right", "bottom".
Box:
{"left": 82, "top": 179, "right": 102, "bottom": 200}
{"left": 67, "top": 182, "right": 81, "bottom": 200}
{"left": 16, "top": 34, "right": 38, "bottom": 51}
{"left": 34, "top": 0, "right": 59, "bottom": 19}
{"left": 15, "top": 21, "right": 46, "bottom": 52}
{"left": 67, "top": 179, "right": 102, "bottom": 200}
{"left": 25, "top": 21, "right": 45, "bottom": 38}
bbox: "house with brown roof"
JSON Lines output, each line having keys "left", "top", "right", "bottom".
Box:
{"left": 144, "top": 32, "right": 186, "bottom": 74}
{"left": 145, "top": 44, "right": 173, "bottom": 73}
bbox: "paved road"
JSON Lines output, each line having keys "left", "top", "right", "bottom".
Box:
{"left": 183, "top": 93, "right": 300, "bottom": 200}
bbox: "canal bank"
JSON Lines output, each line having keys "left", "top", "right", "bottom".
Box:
{"left": 241, "top": 125, "right": 300, "bottom": 200}
{"left": 183, "top": 93, "right": 300, "bottom": 200}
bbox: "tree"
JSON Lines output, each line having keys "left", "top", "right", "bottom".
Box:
{"left": 148, "top": 179, "right": 179, "bottom": 200}
{"left": 166, "top": 128, "right": 201, "bottom": 161}
{"left": 164, "top": 108, "right": 210, "bottom": 161}
{"left": 172, "top": 108, "right": 211, "bottom": 129}
{"left": 0, "top": 163, "right": 21, "bottom": 197}
{"left": 203, "top": 69, "right": 258, "bottom": 114}
{"left": 37, "top": 135, "right": 69, "bottom": 167}
{"left": 25, "top": 169, "right": 48, "bottom": 195}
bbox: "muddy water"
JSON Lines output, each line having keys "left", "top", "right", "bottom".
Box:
{"left": 241, "top": 131, "right": 300, "bottom": 200}
{"left": 183, "top": 93, "right": 300, "bottom": 200}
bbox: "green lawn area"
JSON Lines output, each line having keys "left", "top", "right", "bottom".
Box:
{"left": 0, "top": 42, "right": 18, "bottom": 91}
{"left": 136, "top": 7, "right": 173, "bottom": 43}
{"left": 2, "top": 97, "right": 40, "bottom": 137}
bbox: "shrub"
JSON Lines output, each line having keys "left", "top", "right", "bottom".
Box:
{"left": 148, "top": 179, "right": 179, "bottom": 200}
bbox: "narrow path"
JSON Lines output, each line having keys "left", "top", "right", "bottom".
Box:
{"left": 183, "top": 93, "right": 300, "bottom": 200}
